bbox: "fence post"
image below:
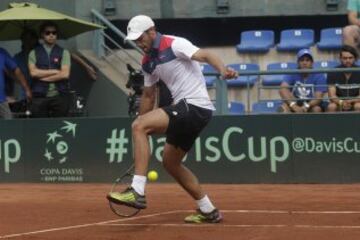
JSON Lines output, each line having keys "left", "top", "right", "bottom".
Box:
{"left": 215, "top": 77, "right": 229, "bottom": 115}
{"left": 92, "top": 18, "right": 105, "bottom": 58}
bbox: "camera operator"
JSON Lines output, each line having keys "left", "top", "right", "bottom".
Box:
{"left": 126, "top": 64, "right": 144, "bottom": 116}
{"left": 126, "top": 64, "right": 172, "bottom": 116}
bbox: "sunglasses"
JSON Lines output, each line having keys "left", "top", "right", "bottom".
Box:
{"left": 44, "top": 31, "right": 57, "bottom": 36}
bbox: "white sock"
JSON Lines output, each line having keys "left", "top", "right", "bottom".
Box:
{"left": 131, "top": 175, "right": 147, "bottom": 196}
{"left": 196, "top": 195, "right": 216, "bottom": 213}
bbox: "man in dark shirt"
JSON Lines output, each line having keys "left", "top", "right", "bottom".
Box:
{"left": 327, "top": 45, "right": 360, "bottom": 112}
{"left": 28, "top": 21, "right": 71, "bottom": 117}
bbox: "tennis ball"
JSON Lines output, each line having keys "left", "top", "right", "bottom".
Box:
{"left": 147, "top": 170, "right": 158, "bottom": 181}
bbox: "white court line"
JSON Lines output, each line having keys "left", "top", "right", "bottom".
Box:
{"left": 222, "top": 210, "right": 360, "bottom": 214}
{"left": 2, "top": 209, "right": 360, "bottom": 239}
{"left": 0, "top": 210, "right": 182, "bottom": 239}
{"left": 295, "top": 225, "right": 360, "bottom": 229}
{"left": 104, "top": 223, "right": 288, "bottom": 228}
{"left": 103, "top": 223, "right": 360, "bottom": 229}
{"left": 155, "top": 209, "right": 360, "bottom": 214}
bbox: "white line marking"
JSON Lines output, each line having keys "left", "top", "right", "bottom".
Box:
{"left": 104, "top": 223, "right": 288, "bottom": 228}
{"left": 166, "top": 209, "right": 360, "bottom": 214}
{"left": 221, "top": 210, "right": 360, "bottom": 214}
{"left": 0, "top": 210, "right": 181, "bottom": 239}
{"left": 103, "top": 223, "right": 360, "bottom": 229}
{"left": 295, "top": 225, "right": 360, "bottom": 229}
{"left": 2, "top": 209, "right": 360, "bottom": 239}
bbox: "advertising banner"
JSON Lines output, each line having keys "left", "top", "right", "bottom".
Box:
{"left": 1, "top": 114, "right": 359, "bottom": 183}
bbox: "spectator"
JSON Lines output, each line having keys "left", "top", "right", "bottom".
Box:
{"left": 279, "top": 49, "right": 327, "bottom": 113}
{"left": 327, "top": 45, "right": 360, "bottom": 112}
{"left": 15, "top": 29, "right": 96, "bottom": 100}
{"left": 28, "top": 21, "right": 71, "bottom": 118}
{"left": 343, "top": 0, "right": 360, "bottom": 49}
{"left": 0, "top": 48, "right": 32, "bottom": 119}
{"left": 14, "top": 29, "right": 40, "bottom": 100}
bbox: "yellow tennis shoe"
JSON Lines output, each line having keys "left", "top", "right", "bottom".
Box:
{"left": 107, "top": 187, "right": 147, "bottom": 209}
{"left": 184, "top": 209, "right": 222, "bottom": 223}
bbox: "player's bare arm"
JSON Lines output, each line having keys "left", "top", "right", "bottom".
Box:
{"left": 191, "top": 49, "right": 237, "bottom": 79}
{"left": 139, "top": 85, "right": 156, "bottom": 115}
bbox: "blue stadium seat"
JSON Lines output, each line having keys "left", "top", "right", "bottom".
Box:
{"left": 313, "top": 60, "right": 340, "bottom": 78}
{"left": 262, "top": 62, "right": 297, "bottom": 86}
{"left": 201, "top": 64, "right": 217, "bottom": 87}
{"left": 226, "top": 63, "right": 260, "bottom": 87}
{"left": 229, "top": 101, "right": 245, "bottom": 115}
{"left": 313, "top": 60, "right": 340, "bottom": 69}
{"left": 277, "top": 29, "right": 314, "bottom": 51}
{"left": 317, "top": 28, "right": 342, "bottom": 50}
{"left": 236, "top": 30, "right": 274, "bottom": 53}
{"left": 252, "top": 100, "right": 282, "bottom": 113}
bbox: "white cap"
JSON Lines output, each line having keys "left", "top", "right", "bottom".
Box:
{"left": 125, "top": 15, "right": 155, "bottom": 41}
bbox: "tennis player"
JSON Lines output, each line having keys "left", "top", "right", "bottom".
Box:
{"left": 107, "top": 15, "right": 237, "bottom": 223}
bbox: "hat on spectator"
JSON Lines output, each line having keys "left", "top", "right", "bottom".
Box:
{"left": 125, "top": 15, "right": 155, "bottom": 41}
{"left": 297, "top": 49, "right": 313, "bottom": 61}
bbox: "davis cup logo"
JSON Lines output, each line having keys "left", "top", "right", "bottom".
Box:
{"left": 44, "top": 121, "right": 77, "bottom": 164}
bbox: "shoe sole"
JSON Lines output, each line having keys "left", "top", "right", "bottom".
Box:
{"left": 184, "top": 219, "right": 222, "bottom": 224}
{"left": 106, "top": 194, "right": 147, "bottom": 209}
{"left": 184, "top": 213, "right": 223, "bottom": 224}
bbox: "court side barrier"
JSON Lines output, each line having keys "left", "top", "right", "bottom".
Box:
{"left": 0, "top": 113, "right": 359, "bottom": 183}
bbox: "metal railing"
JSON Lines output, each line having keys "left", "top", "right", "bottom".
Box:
{"left": 91, "top": 9, "right": 143, "bottom": 70}
{"left": 205, "top": 67, "right": 360, "bottom": 115}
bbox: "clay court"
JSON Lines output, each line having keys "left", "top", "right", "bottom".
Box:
{"left": 1, "top": 183, "right": 360, "bottom": 239}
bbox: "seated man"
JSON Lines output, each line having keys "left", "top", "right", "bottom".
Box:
{"left": 279, "top": 49, "right": 327, "bottom": 113}
{"left": 327, "top": 45, "right": 360, "bottom": 112}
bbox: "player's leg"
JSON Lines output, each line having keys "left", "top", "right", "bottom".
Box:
{"left": 161, "top": 100, "right": 221, "bottom": 223}
{"left": 162, "top": 143, "right": 222, "bottom": 223}
{"left": 162, "top": 143, "right": 204, "bottom": 200}
{"left": 132, "top": 108, "right": 169, "bottom": 176}
{"left": 107, "top": 108, "right": 169, "bottom": 208}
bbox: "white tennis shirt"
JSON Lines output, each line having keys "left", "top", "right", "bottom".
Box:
{"left": 142, "top": 33, "right": 215, "bottom": 111}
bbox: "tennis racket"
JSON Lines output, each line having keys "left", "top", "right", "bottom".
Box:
{"left": 107, "top": 163, "right": 141, "bottom": 217}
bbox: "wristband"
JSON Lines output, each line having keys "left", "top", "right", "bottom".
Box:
{"left": 289, "top": 102, "right": 296, "bottom": 107}
{"left": 338, "top": 99, "right": 343, "bottom": 106}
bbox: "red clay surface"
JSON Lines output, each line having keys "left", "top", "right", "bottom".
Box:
{"left": 1, "top": 183, "right": 360, "bottom": 239}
